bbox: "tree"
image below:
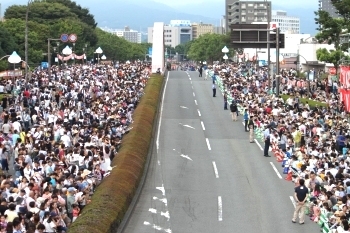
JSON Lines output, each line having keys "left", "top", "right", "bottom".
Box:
{"left": 187, "top": 33, "right": 233, "bottom": 64}
{"left": 316, "top": 48, "right": 344, "bottom": 73}
{"left": 330, "top": 0, "right": 350, "bottom": 24}
{"left": 315, "top": 10, "right": 343, "bottom": 49}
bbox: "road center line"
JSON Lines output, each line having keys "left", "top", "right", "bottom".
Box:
{"left": 194, "top": 100, "right": 198, "bottom": 105}
{"left": 193, "top": 92, "right": 195, "bottom": 97}
{"left": 270, "top": 162, "right": 283, "bottom": 179}
{"left": 218, "top": 196, "right": 223, "bottom": 221}
{"left": 197, "top": 109, "right": 201, "bottom": 116}
{"left": 212, "top": 161, "right": 219, "bottom": 178}
{"left": 201, "top": 121, "right": 205, "bottom": 130}
{"left": 206, "top": 138, "right": 211, "bottom": 150}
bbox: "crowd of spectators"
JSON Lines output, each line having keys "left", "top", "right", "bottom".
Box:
{"left": 211, "top": 63, "right": 350, "bottom": 232}
{"left": 0, "top": 62, "right": 151, "bottom": 233}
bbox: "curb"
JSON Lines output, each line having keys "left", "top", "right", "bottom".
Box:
{"left": 116, "top": 73, "right": 166, "bottom": 233}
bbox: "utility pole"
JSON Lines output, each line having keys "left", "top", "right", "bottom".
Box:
{"left": 25, "top": 0, "right": 33, "bottom": 83}
{"left": 266, "top": 0, "right": 271, "bottom": 91}
{"left": 275, "top": 27, "right": 280, "bottom": 96}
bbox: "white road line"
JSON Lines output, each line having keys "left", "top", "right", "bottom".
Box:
{"left": 156, "top": 72, "right": 169, "bottom": 153}
{"left": 270, "top": 162, "right": 283, "bottom": 179}
{"left": 212, "top": 161, "right": 219, "bottom": 178}
{"left": 189, "top": 77, "right": 191, "bottom": 80}
{"left": 290, "top": 196, "right": 296, "bottom": 208}
{"left": 194, "top": 100, "right": 198, "bottom": 105}
{"left": 206, "top": 138, "right": 211, "bottom": 150}
{"left": 218, "top": 196, "right": 223, "bottom": 221}
{"left": 193, "top": 92, "right": 195, "bottom": 97}
{"left": 201, "top": 121, "right": 205, "bottom": 130}
{"left": 197, "top": 109, "right": 201, "bottom": 116}
{"left": 254, "top": 139, "right": 263, "bottom": 151}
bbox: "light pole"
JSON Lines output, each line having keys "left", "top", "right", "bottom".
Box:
{"left": 95, "top": 47, "right": 103, "bottom": 64}
{"left": 82, "top": 43, "right": 87, "bottom": 64}
{"left": 8, "top": 51, "right": 22, "bottom": 72}
{"left": 56, "top": 42, "right": 60, "bottom": 67}
{"left": 72, "top": 43, "right": 76, "bottom": 64}
{"left": 47, "top": 38, "right": 61, "bottom": 77}
{"left": 25, "top": 0, "right": 34, "bottom": 83}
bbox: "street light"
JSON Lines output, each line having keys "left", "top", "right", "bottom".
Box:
{"left": 56, "top": 42, "right": 60, "bottom": 67}
{"left": 62, "top": 46, "right": 72, "bottom": 65}
{"left": 95, "top": 47, "right": 103, "bottom": 64}
{"left": 222, "top": 46, "right": 229, "bottom": 64}
{"left": 8, "top": 51, "right": 22, "bottom": 71}
{"left": 83, "top": 43, "right": 88, "bottom": 64}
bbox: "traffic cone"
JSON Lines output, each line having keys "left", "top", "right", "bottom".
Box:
{"left": 285, "top": 171, "right": 292, "bottom": 181}
{"left": 276, "top": 152, "right": 283, "bottom": 162}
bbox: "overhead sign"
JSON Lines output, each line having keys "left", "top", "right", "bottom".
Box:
{"left": 69, "top": 34, "right": 77, "bottom": 43}
{"left": 230, "top": 24, "right": 285, "bottom": 49}
{"left": 60, "top": 34, "right": 69, "bottom": 43}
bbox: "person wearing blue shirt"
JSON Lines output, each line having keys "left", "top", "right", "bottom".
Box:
{"left": 337, "top": 134, "right": 346, "bottom": 154}
{"left": 243, "top": 109, "right": 249, "bottom": 132}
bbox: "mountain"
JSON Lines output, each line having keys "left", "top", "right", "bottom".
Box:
{"left": 0, "top": 0, "right": 316, "bottom": 34}
{"left": 84, "top": 0, "right": 220, "bottom": 32}
{"left": 171, "top": 2, "right": 317, "bottom": 35}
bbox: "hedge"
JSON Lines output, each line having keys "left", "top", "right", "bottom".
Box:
{"left": 67, "top": 74, "right": 164, "bottom": 233}
{"left": 280, "top": 94, "right": 328, "bottom": 109}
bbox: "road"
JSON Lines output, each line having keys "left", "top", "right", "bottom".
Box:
{"left": 122, "top": 71, "right": 319, "bottom": 233}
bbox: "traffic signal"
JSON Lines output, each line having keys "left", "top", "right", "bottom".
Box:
{"left": 270, "top": 33, "right": 285, "bottom": 49}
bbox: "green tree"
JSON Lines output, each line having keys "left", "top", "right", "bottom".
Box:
{"left": 45, "top": 0, "right": 97, "bottom": 28}
{"left": 316, "top": 48, "right": 344, "bottom": 73}
{"left": 187, "top": 33, "right": 232, "bottom": 64}
{"left": 330, "top": 0, "right": 350, "bottom": 24}
{"left": 315, "top": 10, "right": 343, "bottom": 49}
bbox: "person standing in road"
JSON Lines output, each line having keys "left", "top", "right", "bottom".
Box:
{"left": 230, "top": 101, "right": 238, "bottom": 121}
{"left": 224, "top": 93, "right": 228, "bottom": 110}
{"left": 263, "top": 125, "right": 271, "bottom": 157}
{"left": 199, "top": 66, "right": 203, "bottom": 77}
{"left": 248, "top": 116, "right": 255, "bottom": 143}
{"left": 243, "top": 109, "right": 249, "bottom": 132}
{"left": 292, "top": 178, "right": 308, "bottom": 225}
{"left": 212, "top": 81, "right": 216, "bottom": 97}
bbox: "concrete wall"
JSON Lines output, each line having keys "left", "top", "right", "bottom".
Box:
{"left": 151, "top": 22, "right": 165, "bottom": 73}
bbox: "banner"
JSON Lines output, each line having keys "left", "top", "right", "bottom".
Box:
{"left": 57, "top": 53, "right": 86, "bottom": 61}
{"left": 339, "top": 66, "right": 350, "bottom": 89}
{"left": 0, "top": 70, "right": 23, "bottom": 77}
{"left": 339, "top": 88, "right": 350, "bottom": 112}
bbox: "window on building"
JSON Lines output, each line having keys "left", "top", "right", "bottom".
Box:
{"left": 248, "top": 3, "right": 253, "bottom": 7}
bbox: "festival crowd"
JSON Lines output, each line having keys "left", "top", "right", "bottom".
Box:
{"left": 209, "top": 63, "right": 350, "bottom": 233}
{"left": 0, "top": 62, "right": 151, "bottom": 233}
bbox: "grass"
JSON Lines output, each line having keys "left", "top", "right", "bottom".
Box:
{"left": 67, "top": 74, "right": 164, "bottom": 233}
{"left": 280, "top": 94, "right": 328, "bottom": 108}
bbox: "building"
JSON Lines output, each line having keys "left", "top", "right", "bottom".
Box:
{"left": 225, "top": 0, "right": 271, "bottom": 33}
{"left": 191, "top": 22, "right": 215, "bottom": 40}
{"left": 318, "top": 0, "right": 339, "bottom": 18}
{"left": 148, "top": 20, "right": 192, "bottom": 48}
{"left": 100, "top": 26, "right": 141, "bottom": 43}
{"left": 271, "top": 10, "right": 300, "bottom": 34}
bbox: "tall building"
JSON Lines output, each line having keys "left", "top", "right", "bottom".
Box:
{"left": 191, "top": 22, "right": 215, "bottom": 40}
{"left": 100, "top": 26, "right": 141, "bottom": 44}
{"left": 318, "top": 0, "right": 339, "bottom": 18}
{"left": 148, "top": 20, "right": 192, "bottom": 48}
{"left": 271, "top": 10, "right": 300, "bottom": 34}
{"left": 225, "top": 0, "right": 271, "bottom": 33}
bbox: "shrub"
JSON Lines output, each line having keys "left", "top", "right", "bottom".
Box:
{"left": 280, "top": 94, "right": 328, "bottom": 109}
{"left": 68, "top": 74, "right": 164, "bottom": 233}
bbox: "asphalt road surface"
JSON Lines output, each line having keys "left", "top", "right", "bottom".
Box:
{"left": 122, "top": 71, "right": 320, "bottom": 233}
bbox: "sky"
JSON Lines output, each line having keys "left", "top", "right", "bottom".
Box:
{"left": 153, "top": 0, "right": 316, "bottom": 8}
